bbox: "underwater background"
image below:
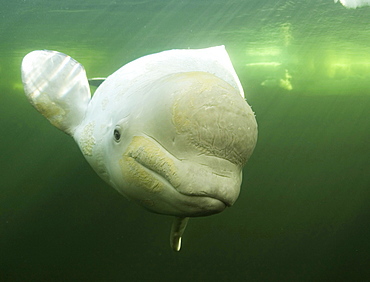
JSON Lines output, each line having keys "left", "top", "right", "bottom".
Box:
{"left": 1, "top": 0, "right": 369, "bottom": 281}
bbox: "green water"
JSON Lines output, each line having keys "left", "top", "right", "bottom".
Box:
{"left": 1, "top": 0, "right": 369, "bottom": 281}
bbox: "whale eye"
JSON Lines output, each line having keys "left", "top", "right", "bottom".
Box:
{"left": 113, "top": 128, "right": 121, "bottom": 142}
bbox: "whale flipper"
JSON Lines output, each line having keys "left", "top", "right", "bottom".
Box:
{"left": 170, "top": 217, "right": 189, "bottom": 252}
{"left": 21, "top": 50, "right": 91, "bottom": 135}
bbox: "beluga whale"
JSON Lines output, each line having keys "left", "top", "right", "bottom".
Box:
{"left": 21, "top": 46, "right": 258, "bottom": 251}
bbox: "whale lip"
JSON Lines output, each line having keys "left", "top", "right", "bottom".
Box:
{"left": 177, "top": 190, "right": 232, "bottom": 207}
{"left": 131, "top": 154, "right": 230, "bottom": 215}
{"left": 133, "top": 153, "right": 238, "bottom": 211}
{"left": 131, "top": 152, "right": 231, "bottom": 206}
{"left": 180, "top": 195, "right": 228, "bottom": 216}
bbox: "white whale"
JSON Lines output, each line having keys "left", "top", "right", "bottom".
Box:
{"left": 334, "top": 0, "right": 370, "bottom": 8}
{"left": 21, "top": 46, "right": 258, "bottom": 251}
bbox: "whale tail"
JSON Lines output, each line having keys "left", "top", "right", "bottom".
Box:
{"left": 21, "top": 50, "right": 91, "bottom": 135}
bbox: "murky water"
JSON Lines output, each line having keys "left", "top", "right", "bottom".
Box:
{"left": 1, "top": 0, "right": 369, "bottom": 281}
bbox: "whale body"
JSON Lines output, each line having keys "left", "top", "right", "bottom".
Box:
{"left": 21, "top": 46, "right": 257, "bottom": 251}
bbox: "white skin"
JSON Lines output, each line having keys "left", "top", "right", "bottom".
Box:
{"left": 21, "top": 46, "right": 257, "bottom": 251}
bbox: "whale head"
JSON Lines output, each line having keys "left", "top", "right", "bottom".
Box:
{"left": 21, "top": 46, "right": 257, "bottom": 250}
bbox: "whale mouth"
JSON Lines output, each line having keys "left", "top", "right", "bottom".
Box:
{"left": 130, "top": 148, "right": 233, "bottom": 208}
{"left": 119, "top": 135, "right": 240, "bottom": 215}
{"left": 134, "top": 157, "right": 230, "bottom": 205}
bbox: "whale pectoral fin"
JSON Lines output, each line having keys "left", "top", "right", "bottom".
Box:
{"left": 170, "top": 217, "right": 189, "bottom": 252}
{"left": 21, "top": 50, "right": 91, "bottom": 135}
